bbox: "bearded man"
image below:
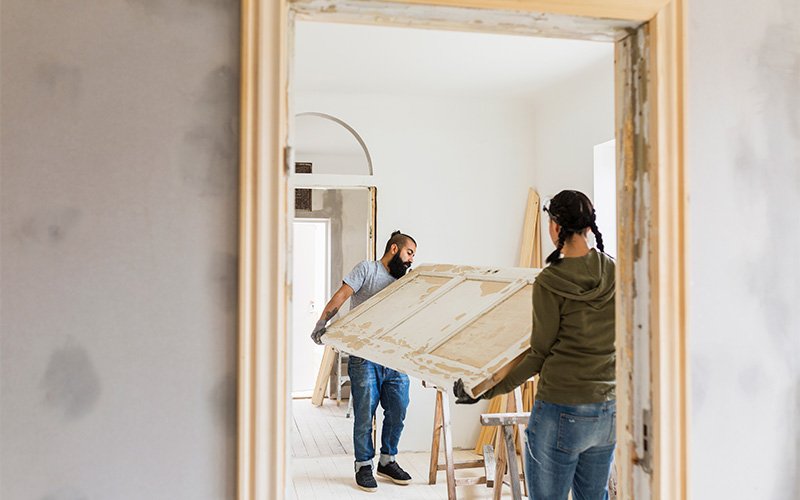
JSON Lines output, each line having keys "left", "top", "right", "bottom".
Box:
{"left": 311, "top": 230, "right": 417, "bottom": 492}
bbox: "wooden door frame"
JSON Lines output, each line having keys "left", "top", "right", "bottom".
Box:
{"left": 238, "top": 1, "right": 687, "bottom": 499}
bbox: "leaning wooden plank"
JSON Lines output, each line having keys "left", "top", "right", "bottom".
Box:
{"left": 322, "top": 264, "right": 541, "bottom": 398}
{"left": 311, "top": 345, "right": 336, "bottom": 406}
{"left": 532, "top": 191, "right": 543, "bottom": 268}
{"left": 472, "top": 186, "right": 541, "bottom": 458}
{"left": 474, "top": 395, "right": 503, "bottom": 455}
{"left": 518, "top": 188, "right": 541, "bottom": 268}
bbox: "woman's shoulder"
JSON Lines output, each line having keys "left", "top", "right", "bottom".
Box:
{"left": 597, "top": 249, "right": 616, "bottom": 271}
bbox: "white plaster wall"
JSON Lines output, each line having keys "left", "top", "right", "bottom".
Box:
{"left": 0, "top": 1, "right": 240, "bottom": 499}
{"left": 528, "top": 58, "right": 616, "bottom": 258}
{"left": 295, "top": 90, "right": 540, "bottom": 451}
{"left": 686, "top": 0, "right": 800, "bottom": 498}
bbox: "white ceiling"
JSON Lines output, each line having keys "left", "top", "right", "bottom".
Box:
{"left": 294, "top": 21, "right": 614, "bottom": 99}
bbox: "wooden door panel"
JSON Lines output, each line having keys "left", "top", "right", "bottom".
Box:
{"left": 338, "top": 273, "right": 454, "bottom": 331}
{"left": 386, "top": 278, "right": 508, "bottom": 347}
{"left": 431, "top": 284, "right": 533, "bottom": 368}
{"left": 323, "top": 263, "right": 540, "bottom": 397}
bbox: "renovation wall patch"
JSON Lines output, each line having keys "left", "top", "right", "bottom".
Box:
{"left": 210, "top": 252, "right": 238, "bottom": 315}
{"left": 126, "top": 0, "right": 236, "bottom": 19}
{"left": 181, "top": 66, "right": 239, "bottom": 197}
{"left": 210, "top": 372, "right": 237, "bottom": 437}
{"left": 41, "top": 340, "right": 101, "bottom": 420}
{"left": 40, "top": 488, "right": 88, "bottom": 500}
{"left": 36, "top": 62, "right": 82, "bottom": 102}
{"left": 41, "top": 488, "right": 89, "bottom": 500}
{"left": 15, "top": 208, "right": 81, "bottom": 245}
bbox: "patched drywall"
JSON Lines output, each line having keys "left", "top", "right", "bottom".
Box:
{"left": 41, "top": 340, "right": 102, "bottom": 421}
{"left": 687, "top": 0, "right": 800, "bottom": 498}
{"left": 0, "top": 0, "right": 240, "bottom": 498}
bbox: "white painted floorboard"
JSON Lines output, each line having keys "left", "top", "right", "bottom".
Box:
{"left": 290, "top": 398, "right": 519, "bottom": 499}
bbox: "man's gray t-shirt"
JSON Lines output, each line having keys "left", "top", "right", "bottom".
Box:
{"left": 343, "top": 260, "right": 396, "bottom": 309}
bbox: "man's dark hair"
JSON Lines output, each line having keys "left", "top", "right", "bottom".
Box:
{"left": 384, "top": 230, "right": 417, "bottom": 255}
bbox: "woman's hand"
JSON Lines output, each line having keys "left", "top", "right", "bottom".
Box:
{"left": 453, "top": 379, "right": 482, "bottom": 404}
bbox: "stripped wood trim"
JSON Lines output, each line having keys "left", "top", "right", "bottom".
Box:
{"left": 652, "top": 2, "right": 688, "bottom": 499}
{"left": 615, "top": 27, "right": 647, "bottom": 499}
{"left": 376, "top": 0, "right": 670, "bottom": 22}
{"left": 290, "top": 0, "right": 640, "bottom": 42}
{"left": 238, "top": 0, "right": 289, "bottom": 499}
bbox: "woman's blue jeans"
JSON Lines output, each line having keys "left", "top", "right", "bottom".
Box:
{"left": 525, "top": 399, "right": 616, "bottom": 500}
{"left": 348, "top": 355, "right": 410, "bottom": 469}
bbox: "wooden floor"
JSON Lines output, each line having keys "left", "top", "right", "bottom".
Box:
{"left": 291, "top": 396, "right": 354, "bottom": 458}
{"left": 290, "top": 398, "right": 521, "bottom": 499}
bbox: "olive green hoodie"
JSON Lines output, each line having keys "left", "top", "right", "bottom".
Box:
{"left": 482, "top": 249, "right": 616, "bottom": 404}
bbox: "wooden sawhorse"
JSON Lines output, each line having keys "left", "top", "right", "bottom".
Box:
{"left": 428, "top": 387, "right": 486, "bottom": 499}
{"left": 426, "top": 382, "right": 527, "bottom": 500}
{"left": 480, "top": 412, "right": 529, "bottom": 500}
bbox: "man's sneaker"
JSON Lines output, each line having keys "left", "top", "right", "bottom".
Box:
{"left": 355, "top": 465, "right": 378, "bottom": 492}
{"left": 376, "top": 461, "right": 412, "bottom": 485}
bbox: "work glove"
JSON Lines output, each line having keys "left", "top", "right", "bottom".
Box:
{"left": 453, "top": 379, "right": 482, "bottom": 405}
{"left": 311, "top": 319, "right": 327, "bottom": 345}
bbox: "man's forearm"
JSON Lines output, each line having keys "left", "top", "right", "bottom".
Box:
{"left": 319, "top": 305, "right": 340, "bottom": 324}
{"left": 312, "top": 299, "right": 342, "bottom": 345}
{"left": 317, "top": 286, "right": 352, "bottom": 325}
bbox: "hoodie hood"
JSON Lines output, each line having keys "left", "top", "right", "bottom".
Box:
{"left": 535, "top": 249, "right": 615, "bottom": 308}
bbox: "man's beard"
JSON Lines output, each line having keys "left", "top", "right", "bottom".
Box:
{"left": 388, "top": 253, "right": 411, "bottom": 279}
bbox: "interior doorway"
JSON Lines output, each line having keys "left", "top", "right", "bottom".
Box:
{"left": 236, "top": 2, "right": 688, "bottom": 499}
{"left": 291, "top": 219, "right": 330, "bottom": 397}
{"left": 287, "top": 16, "right": 619, "bottom": 500}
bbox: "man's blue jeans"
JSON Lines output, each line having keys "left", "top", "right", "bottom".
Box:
{"left": 348, "top": 355, "right": 410, "bottom": 469}
{"left": 525, "top": 399, "right": 616, "bottom": 500}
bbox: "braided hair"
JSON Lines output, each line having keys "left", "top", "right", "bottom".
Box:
{"left": 544, "top": 190, "right": 606, "bottom": 265}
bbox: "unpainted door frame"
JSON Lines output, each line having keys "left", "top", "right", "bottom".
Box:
{"left": 238, "top": 1, "right": 687, "bottom": 499}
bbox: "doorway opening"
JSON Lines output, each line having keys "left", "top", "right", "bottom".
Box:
{"left": 291, "top": 219, "right": 330, "bottom": 397}
{"left": 236, "top": 2, "right": 688, "bottom": 499}
{"left": 288, "top": 17, "right": 619, "bottom": 499}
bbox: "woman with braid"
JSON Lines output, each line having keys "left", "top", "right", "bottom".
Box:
{"left": 454, "top": 190, "right": 616, "bottom": 500}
